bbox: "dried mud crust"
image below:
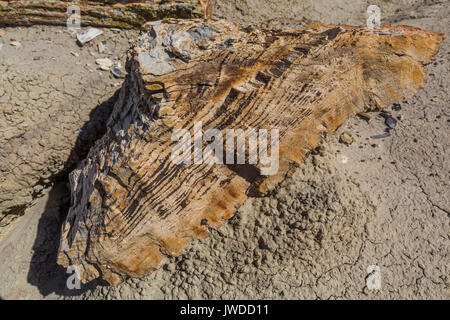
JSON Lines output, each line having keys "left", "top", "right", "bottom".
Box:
{"left": 0, "top": 0, "right": 448, "bottom": 300}
{"left": 0, "top": 26, "right": 139, "bottom": 233}
{"left": 73, "top": 152, "right": 377, "bottom": 299}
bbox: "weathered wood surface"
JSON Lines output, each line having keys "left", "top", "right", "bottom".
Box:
{"left": 0, "top": 0, "right": 206, "bottom": 29}
{"left": 57, "top": 18, "right": 444, "bottom": 285}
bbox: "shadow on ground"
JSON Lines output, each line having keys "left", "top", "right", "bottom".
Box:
{"left": 26, "top": 90, "right": 120, "bottom": 298}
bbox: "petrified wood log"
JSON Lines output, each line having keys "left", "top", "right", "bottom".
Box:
{"left": 0, "top": 0, "right": 207, "bottom": 29}
{"left": 57, "top": 18, "right": 444, "bottom": 285}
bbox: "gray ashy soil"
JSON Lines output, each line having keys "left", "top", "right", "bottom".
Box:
{"left": 0, "top": 0, "right": 448, "bottom": 299}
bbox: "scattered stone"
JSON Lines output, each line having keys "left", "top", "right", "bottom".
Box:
{"left": 339, "top": 131, "right": 356, "bottom": 145}
{"left": 95, "top": 58, "right": 113, "bottom": 71}
{"left": 84, "top": 64, "right": 95, "bottom": 72}
{"left": 111, "top": 67, "right": 126, "bottom": 78}
{"left": 385, "top": 116, "right": 398, "bottom": 129}
{"left": 431, "top": 97, "right": 439, "bottom": 102}
{"left": 10, "top": 40, "right": 21, "bottom": 47}
{"left": 392, "top": 103, "right": 402, "bottom": 111}
{"left": 71, "top": 51, "right": 79, "bottom": 57}
{"left": 110, "top": 61, "right": 127, "bottom": 78}
{"left": 371, "top": 132, "right": 391, "bottom": 139}
{"left": 0, "top": 29, "right": 5, "bottom": 37}
{"left": 379, "top": 110, "right": 398, "bottom": 129}
{"left": 98, "top": 41, "right": 106, "bottom": 54}
{"left": 77, "top": 28, "right": 103, "bottom": 46}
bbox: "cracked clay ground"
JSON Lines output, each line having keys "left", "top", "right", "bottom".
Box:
{"left": 0, "top": 0, "right": 448, "bottom": 299}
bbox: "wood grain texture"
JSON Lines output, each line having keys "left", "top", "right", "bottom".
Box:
{"left": 57, "top": 18, "right": 444, "bottom": 285}
{"left": 0, "top": 0, "right": 205, "bottom": 28}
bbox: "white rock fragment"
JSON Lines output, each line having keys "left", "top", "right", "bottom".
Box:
{"left": 95, "top": 58, "right": 113, "bottom": 71}
{"left": 110, "top": 61, "right": 127, "bottom": 78}
{"left": 84, "top": 64, "right": 95, "bottom": 72}
{"left": 111, "top": 67, "right": 126, "bottom": 78}
{"left": 98, "top": 41, "right": 106, "bottom": 54}
{"left": 71, "top": 51, "right": 79, "bottom": 57}
{"left": 10, "top": 41, "right": 21, "bottom": 47}
{"left": 77, "top": 28, "right": 103, "bottom": 45}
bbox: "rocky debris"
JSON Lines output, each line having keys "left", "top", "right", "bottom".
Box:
{"left": 0, "top": 0, "right": 206, "bottom": 29}
{"left": 380, "top": 111, "right": 398, "bottom": 129}
{"left": 95, "top": 58, "right": 113, "bottom": 71}
{"left": 111, "top": 62, "right": 127, "bottom": 78}
{"left": 98, "top": 41, "right": 106, "bottom": 54}
{"left": 339, "top": 131, "right": 356, "bottom": 145}
{"left": 77, "top": 28, "right": 103, "bottom": 46}
{"left": 111, "top": 68, "right": 126, "bottom": 78}
{"left": 371, "top": 132, "right": 391, "bottom": 139}
{"left": 56, "top": 18, "right": 444, "bottom": 285}
{"left": 10, "top": 40, "right": 21, "bottom": 47}
{"left": 392, "top": 103, "right": 402, "bottom": 111}
{"left": 385, "top": 116, "right": 398, "bottom": 129}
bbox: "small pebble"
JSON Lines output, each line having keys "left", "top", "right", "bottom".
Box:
{"left": 98, "top": 41, "right": 106, "bottom": 54}
{"left": 385, "top": 116, "right": 397, "bottom": 129}
{"left": 392, "top": 103, "right": 402, "bottom": 111}
{"left": 96, "top": 57, "right": 113, "bottom": 71}
{"left": 111, "top": 67, "right": 126, "bottom": 78}
{"left": 339, "top": 131, "right": 356, "bottom": 145}
{"left": 10, "top": 40, "right": 21, "bottom": 47}
{"left": 371, "top": 132, "right": 391, "bottom": 139}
